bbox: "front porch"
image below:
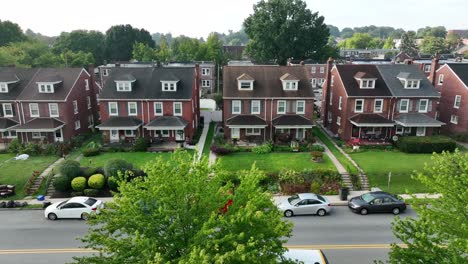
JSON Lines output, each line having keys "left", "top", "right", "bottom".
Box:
{"left": 13, "top": 118, "right": 65, "bottom": 143}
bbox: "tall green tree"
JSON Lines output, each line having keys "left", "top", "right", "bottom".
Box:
{"left": 387, "top": 150, "right": 468, "bottom": 264}
{"left": 0, "top": 20, "right": 26, "bottom": 46}
{"left": 157, "top": 36, "right": 172, "bottom": 63}
{"left": 132, "top": 42, "right": 158, "bottom": 62}
{"left": 399, "top": 32, "right": 419, "bottom": 57}
{"left": 383, "top": 37, "right": 395, "bottom": 49}
{"left": 60, "top": 50, "right": 95, "bottom": 67}
{"left": 53, "top": 30, "right": 105, "bottom": 65}
{"left": 420, "top": 36, "right": 448, "bottom": 55}
{"left": 72, "top": 151, "right": 292, "bottom": 263}
{"left": 416, "top": 26, "right": 447, "bottom": 38}
{"left": 244, "top": 0, "right": 329, "bottom": 65}
{"left": 171, "top": 36, "right": 204, "bottom": 61}
{"left": 205, "top": 32, "right": 224, "bottom": 64}
{"left": 105, "top": 24, "right": 155, "bottom": 62}
{"left": 337, "top": 33, "right": 383, "bottom": 49}
{"left": 446, "top": 33, "right": 463, "bottom": 52}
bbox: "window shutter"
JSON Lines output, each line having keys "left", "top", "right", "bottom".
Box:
{"left": 229, "top": 101, "right": 233, "bottom": 114}
{"left": 396, "top": 100, "right": 401, "bottom": 111}
{"left": 428, "top": 100, "right": 432, "bottom": 112}
{"left": 292, "top": 101, "right": 296, "bottom": 113}
{"left": 285, "top": 101, "right": 290, "bottom": 113}
{"left": 409, "top": 100, "right": 413, "bottom": 111}
{"left": 249, "top": 100, "right": 252, "bottom": 114}
{"left": 260, "top": 101, "right": 263, "bottom": 113}
{"left": 416, "top": 100, "right": 420, "bottom": 111}
{"left": 240, "top": 101, "right": 243, "bottom": 114}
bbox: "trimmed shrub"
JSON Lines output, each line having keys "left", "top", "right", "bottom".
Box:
{"left": 133, "top": 137, "right": 150, "bottom": 152}
{"left": 310, "top": 181, "right": 321, "bottom": 193}
{"left": 107, "top": 177, "right": 119, "bottom": 192}
{"left": 251, "top": 142, "right": 273, "bottom": 154}
{"left": 71, "top": 177, "right": 87, "bottom": 192}
{"left": 82, "top": 167, "right": 99, "bottom": 178}
{"left": 7, "top": 138, "right": 22, "bottom": 154}
{"left": 273, "top": 145, "right": 292, "bottom": 152}
{"left": 22, "top": 143, "right": 41, "bottom": 156}
{"left": 396, "top": 136, "right": 456, "bottom": 153}
{"left": 278, "top": 170, "right": 305, "bottom": 185}
{"left": 82, "top": 148, "right": 100, "bottom": 157}
{"left": 53, "top": 175, "right": 71, "bottom": 192}
{"left": 210, "top": 145, "right": 232, "bottom": 155}
{"left": 88, "top": 174, "right": 106, "bottom": 189}
{"left": 103, "top": 159, "right": 133, "bottom": 178}
{"left": 83, "top": 188, "right": 99, "bottom": 197}
{"left": 310, "top": 144, "right": 325, "bottom": 152}
{"left": 58, "top": 160, "right": 81, "bottom": 179}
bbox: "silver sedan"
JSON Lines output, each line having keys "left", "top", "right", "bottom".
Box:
{"left": 278, "top": 193, "right": 332, "bottom": 217}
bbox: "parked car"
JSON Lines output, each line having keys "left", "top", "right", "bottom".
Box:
{"left": 278, "top": 193, "right": 331, "bottom": 217}
{"left": 44, "top": 196, "right": 104, "bottom": 220}
{"left": 281, "top": 249, "right": 329, "bottom": 264}
{"left": 348, "top": 191, "right": 406, "bottom": 215}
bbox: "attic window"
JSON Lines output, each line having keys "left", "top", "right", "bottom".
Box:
{"left": 116, "top": 81, "right": 132, "bottom": 92}
{"left": 405, "top": 80, "right": 420, "bottom": 89}
{"left": 360, "top": 79, "right": 375, "bottom": 89}
{"left": 283, "top": 81, "right": 298, "bottom": 90}
{"left": 354, "top": 72, "right": 376, "bottom": 89}
{"left": 238, "top": 81, "right": 253, "bottom": 90}
{"left": 0, "top": 83, "right": 7, "bottom": 93}
{"left": 397, "top": 72, "right": 421, "bottom": 89}
{"left": 162, "top": 81, "right": 178, "bottom": 92}
{"left": 38, "top": 83, "right": 55, "bottom": 93}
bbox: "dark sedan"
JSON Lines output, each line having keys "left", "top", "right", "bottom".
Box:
{"left": 348, "top": 191, "right": 406, "bottom": 215}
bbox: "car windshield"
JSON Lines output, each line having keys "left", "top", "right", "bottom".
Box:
{"left": 84, "top": 198, "right": 98, "bottom": 206}
{"left": 287, "top": 195, "right": 301, "bottom": 205}
{"left": 361, "top": 193, "right": 376, "bottom": 203}
{"left": 316, "top": 195, "right": 326, "bottom": 203}
{"left": 57, "top": 200, "right": 68, "bottom": 207}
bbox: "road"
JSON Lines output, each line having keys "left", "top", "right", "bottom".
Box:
{"left": 0, "top": 207, "right": 416, "bottom": 264}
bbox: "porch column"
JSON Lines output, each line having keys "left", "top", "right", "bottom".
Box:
{"left": 358, "top": 127, "right": 361, "bottom": 139}
{"left": 263, "top": 128, "right": 266, "bottom": 142}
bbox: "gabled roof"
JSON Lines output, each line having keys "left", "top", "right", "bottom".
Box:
{"left": 236, "top": 73, "right": 254, "bottom": 81}
{"left": 114, "top": 73, "right": 136, "bottom": 82}
{"left": 335, "top": 65, "right": 392, "bottom": 97}
{"left": 446, "top": 63, "right": 468, "bottom": 87}
{"left": 0, "top": 72, "right": 19, "bottom": 83}
{"left": 223, "top": 66, "right": 313, "bottom": 98}
{"left": 354, "top": 72, "right": 376, "bottom": 79}
{"left": 376, "top": 64, "right": 440, "bottom": 97}
{"left": 280, "top": 73, "right": 299, "bottom": 81}
{"left": 96, "top": 116, "right": 143, "bottom": 130}
{"left": 396, "top": 72, "right": 418, "bottom": 80}
{"left": 226, "top": 115, "right": 267, "bottom": 127}
{"left": 0, "top": 118, "right": 18, "bottom": 132}
{"left": 0, "top": 68, "right": 39, "bottom": 101}
{"left": 35, "top": 74, "right": 63, "bottom": 83}
{"left": 144, "top": 116, "right": 188, "bottom": 129}
{"left": 99, "top": 67, "right": 195, "bottom": 100}
{"left": 13, "top": 118, "right": 65, "bottom": 132}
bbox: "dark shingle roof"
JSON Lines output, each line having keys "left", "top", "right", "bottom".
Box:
{"left": 96, "top": 117, "right": 143, "bottom": 129}
{"left": 0, "top": 118, "right": 18, "bottom": 131}
{"left": 394, "top": 113, "right": 444, "bottom": 127}
{"left": 114, "top": 73, "right": 136, "bottom": 81}
{"left": 447, "top": 64, "right": 468, "bottom": 87}
{"left": 99, "top": 67, "right": 195, "bottom": 100}
{"left": 376, "top": 64, "right": 440, "bottom": 97}
{"left": 335, "top": 65, "right": 392, "bottom": 97}
{"left": 0, "top": 68, "right": 39, "bottom": 101}
{"left": 349, "top": 114, "right": 395, "bottom": 127}
{"left": 0, "top": 72, "right": 20, "bottom": 83}
{"left": 14, "top": 118, "right": 65, "bottom": 132}
{"left": 226, "top": 115, "right": 267, "bottom": 126}
{"left": 272, "top": 115, "right": 313, "bottom": 127}
{"left": 145, "top": 116, "right": 188, "bottom": 129}
{"left": 223, "top": 66, "right": 314, "bottom": 98}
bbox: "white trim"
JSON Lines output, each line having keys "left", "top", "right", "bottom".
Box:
{"left": 354, "top": 99, "right": 364, "bottom": 113}
{"left": 251, "top": 100, "right": 260, "bottom": 114}
{"left": 232, "top": 100, "right": 241, "bottom": 114}
{"left": 64, "top": 68, "right": 89, "bottom": 102}
{"left": 48, "top": 103, "right": 59, "bottom": 117}
{"left": 85, "top": 79, "right": 89, "bottom": 91}
{"left": 416, "top": 127, "right": 426, "bottom": 136}
{"left": 223, "top": 97, "right": 315, "bottom": 100}
{"left": 98, "top": 98, "right": 192, "bottom": 101}
{"left": 349, "top": 120, "right": 394, "bottom": 127}
{"left": 374, "top": 99, "right": 383, "bottom": 113}
{"left": 144, "top": 126, "right": 186, "bottom": 130}
{"left": 338, "top": 96, "right": 342, "bottom": 110}
{"left": 399, "top": 99, "right": 409, "bottom": 113}
{"left": 245, "top": 127, "right": 262, "bottom": 135}
{"left": 437, "top": 74, "right": 444, "bottom": 85}
{"left": 277, "top": 100, "right": 286, "bottom": 114}
{"left": 128, "top": 102, "right": 138, "bottom": 116}
{"left": 73, "top": 100, "right": 78, "bottom": 114}
{"left": 418, "top": 99, "right": 429, "bottom": 113}
{"left": 2, "top": 103, "right": 13, "bottom": 117}
{"left": 173, "top": 102, "right": 182, "bottom": 116}
{"left": 273, "top": 125, "right": 314, "bottom": 129}
{"left": 74, "top": 120, "right": 81, "bottom": 130}
{"left": 238, "top": 80, "right": 253, "bottom": 90}
{"left": 29, "top": 103, "right": 39, "bottom": 117}
{"left": 124, "top": 130, "right": 136, "bottom": 137}
{"left": 87, "top": 96, "right": 91, "bottom": 109}
{"left": 296, "top": 100, "right": 305, "bottom": 114}
{"left": 201, "top": 80, "right": 211, "bottom": 87}
{"left": 0, "top": 83, "right": 8, "bottom": 93}
{"left": 336, "top": 116, "right": 341, "bottom": 125}
{"left": 453, "top": 95, "right": 461, "bottom": 109}
{"left": 109, "top": 102, "right": 118, "bottom": 116}
{"left": 282, "top": 81, "right": 299, "bottom": 91}
{"left": 116, "top": 81, "right": 132, "bottom": 92}
{"left": 450, "top": 115, "right": 459, "bottom": 124}
{"left": 154, "top": 102, "right": 163, "bottom": 116}
{"left": 201, "top": 68, "right": 210, "bottom": 76}
{"left": 226, "top": 125, "right": 267, "bottom": 128}
{"left": 97, "top": 125, "right": 142, "bottom": 130}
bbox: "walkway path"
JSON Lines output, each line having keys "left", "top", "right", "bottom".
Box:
{"left": 25, "top": 157, "right": 64, "bottom": 199}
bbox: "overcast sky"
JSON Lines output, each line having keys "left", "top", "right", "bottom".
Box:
{"left": 1, "top": 0, "right": 467, "bottom": 38}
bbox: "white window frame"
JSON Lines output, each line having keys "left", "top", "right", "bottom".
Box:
{"left": 399, "top": 99, "right": 409, "bottom": 113}
{"left": 277, "top": 100, "right": 286, "bottom": 114}
{"left": 238, "top": 81, "right": 253, "bottom": 90}
{"left": 74, "top": 120, "right": 81, "bottom": 130}
{"left": 102, "top": 69, "right": 109, "bottom": 76}
{"left": 29, "top": 103, "right": 39, "bottom": 117}
{"left": 124, "top": 130, "right": 135, "bottom": 137}
{"left": 360, "top": 79, "right": 375, "bottom": 89}
{"left": 85, "top": 79, "right": 89, "bottom": 91}
{"left": 296, "top": 128, "right": 305, "bottom": 139}
{"left": 405, "top": 80, "right": 420, "bottom": 89}
{"left": 201, "top": 68, "right": 210, "bottom": 76}
{"left": 157, "top": 130, "right": 170, "bottom": 137}
{"left": 416, "top": 127, "right": 426, "bottom": 136}
{"left": 438, "top": 74, "right": 444, "bottom": 85}
{"left": 232, "top": 100, "right": 241, "bottom": 114}
{"left": 162, "top": 81, "right": 177, "bottom": 92}
{"left": 154, "top": 102, "right": 163, "bottom": 116}
{"left": 73, "top": 100, "right": 78, "bottom": 114}
{"left": 450, "top": 115, "right": 459, "bottom": 124}
{"left": 128, "top": 102, "right": 138, "bottom": 116}
{"left": 32, "top": 132, "right": 47, "bottom": 139}
{"left": 354, "top": 99, "right": 364, "bottom": 113}
{"left": 48, "top": 103, "right": 59, "bottom": 117}
{"left": 3, "top": 130, "right": 16, "bottom": 139}
{"left": 109, "top": 102, "right": 118, "bottom": 116}
{"left": 87, "top": 96, "right": 91, "bottom": 109}
{"left": 331, "top": 76, "right": 334, "bottom": 86}
{"left": 424, "top": 64, "right": 431, "bottom": 72}
{"left": 338, "top": 96, "right": 342, "bottom": 110}
{"left": 173, "top": 102, "right": 182, "bottom": 116}
{"left": 283, "top": 81, "right": 298, "bottom": 91}
{"left": 2, "top": 103, "right": 13, "bottom": 117}
{"left": 0, "top": 83, "right": 8, "bottom": 93}
{"left": 201, "top": 80, "right": 211, "bottom": 87}
{"left": 245, "top": 128, "right": 261, "bottom": 135}
{"left": 311, "top": 67, "right": 316, "bottom": 73}
{"left": 311, "top": 78, "right": 317, "bottom": 88}
{"left": 374, "top": 99, "right": 383, "bottom": 113}
{"left": 396, "top": 126, "right": 404, "bottom": 135}
{"left": 454, "top": 95, "right": 461, "bottom": 109}
{"left": 88, "top": 114, "right": 94, "bottom": 127}
{"left": 418, "top": 99, "right": 429, "bottom": 113}
{"left": 320, "top": 67, "right": 325, "bottom": 73}
{"left": 318, "top": 78, "right": 324, "bottom": 86}
{"left": 251, "top": 100, "right": 260, "bottom": 114}
{"left": 336, "top": 116, "right": 341, "bottom": 125}
{"left": 116, "top": 82, "right": 131, "bottom": 92}
{"left": 38, "top": 83, "right": 54, "bottom": 93}
{"left": 96, "top": 93, "right": 100, "bottom": 105}
{"left": 296, "top": 100, "right": 305, "bottom": 114}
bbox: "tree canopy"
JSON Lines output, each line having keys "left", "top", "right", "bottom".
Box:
{"left": 244, "top": 0, "right": 329, "bottom": 65}
{"left": 52, "top": 30, "right": 105, "bottom": 65}
{"left": 399, "top": 32, "right": 419, "bottom": 57}
{"left": 72, "top": 151, "right": 293, "bottom": 264}
{"left": 387, "top": 150, "right": 468, "bottom": 264}
{"left": 337, "top": 33, "right": 384, "bottom": 49}
{"left": 105, "top": 24, "right": 155, "bottom": 62}
{"left": 0, "top": 20, "right": 26, "bottom": 46}
{"left": 420, "top": 36, "right": 448, "bottom": 55}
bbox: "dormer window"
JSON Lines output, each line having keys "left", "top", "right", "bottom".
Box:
{"left": 360, "top": 79, "right": 375, "bottom": 88}
{"left": 354, "top": 72, "right": 376, "bottom": 89}
{"left": 0, "top": 83, "right": 7, "bottom": 93}
{"left": 38, "top": 83, "right": 55, "bottom": 93}
{"left": 162, "top": 81, "right": 178, "bottom": 92}
{"left": 397, "top": 72, "right": 421, "bottom": 89}
{"left": 405, "top": 80, "right": 420, "bottom": 88}
{"left": 116, "top": 81, "right": 132, "bottom": 92}
{"left": 283, "top": 81, "right": 298, "bottom": 90}
{"left": 239, "top": 81, "right": 253, "bottom": 90}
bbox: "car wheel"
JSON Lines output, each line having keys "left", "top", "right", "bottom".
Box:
{"left": 48, "top": 213, "right": 57, "bottom": 220}
{"left": 81, "top": 213, "right": 89, "bottom": 220}
{"left": 392, "top": 208, "right": 400, "bottom": 215}
{"left": 284, "top": 210, "right": 294, "bottom": 217}
{"left": 317, "top": 209, "right": 326, "bottom": 216}
{"left": 360, "top": 208, "right": 368, "bottom": 215}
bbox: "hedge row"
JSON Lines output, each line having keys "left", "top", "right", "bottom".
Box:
{"left": 396, "top": 136, "right": 456, "bottom": 153}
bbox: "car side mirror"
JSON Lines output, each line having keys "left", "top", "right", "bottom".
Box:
{"left": 369, "top": 202, "right": 374, "bottom": 205}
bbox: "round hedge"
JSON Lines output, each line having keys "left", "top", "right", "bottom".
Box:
{"left": 104, "top": 159, "right": 133, "bottom": 178}
{"left": 83, "top": 188, "right": 99, "bottom": 197}
{"left": 58, "top": 160, "right": 81, "bottom": 179}
{"left": 71, "top": 176, "right": 87, "bottom": 191}
{"left": 53, "top": 175, "right": 70, "bottom": 192}
{"left": 88, "top": 174, "right": 105, "bottom": 189}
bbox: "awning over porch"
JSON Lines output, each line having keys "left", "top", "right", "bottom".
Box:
{"left": 349, "top": 114, "right": 395, "bottom": 127}
{"left": 394, "top": 113, "right": 445, "bottom": 127}
{"left": 0, "top": 118, "right": 19, "bottom": 132}
{"left": 144, "top": 116, "right": 188, "bottom": 130}
{"left": 14, "top": 118, "right": 65, "bottom": 132}
{"left": 226, "top": 115, "right": 267, "bottom": 128}
{"left": 272, "top": 114, "right": 313, "bottom": 128}
{"left": 96, "top": 117, "right": 143, "bottom": 130}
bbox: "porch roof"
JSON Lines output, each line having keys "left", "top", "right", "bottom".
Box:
{"left": 272, "top": 114, "right": 314, "bottom": 128}
{"left": 349, "top": 114, "right": 395, "bottom": 127}
{"left": 14, "top": 118, "right": 65, "bottom": 132}
{"left": 144, "top": 116, "right": 188, "bottom": 130}
{"left": 394, "top": 113, "right": 445, "bottom": 127}
{"left": 96, "top": 117, "right": 143, "bottom": 130}
{"left": 226, "top": 115, "right": 267, "bottom": 128}
{"left": 0, "top": 118, "right": 19, "bottom": 132}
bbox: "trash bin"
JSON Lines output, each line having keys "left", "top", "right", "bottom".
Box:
{"left": 42, "top": 201, "right": 52, "bottom": 209}
{"left": 36, "top": 195, "right": 45, "bottom": 201}
{"left": 339, "top": 187, "right": 349, "bottom": 201}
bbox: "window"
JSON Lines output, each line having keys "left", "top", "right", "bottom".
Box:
{"left": 418, "top": 99, "right": 428, "bottom": 113}
{"left": 73, "top": 100, "right": 78, "bottom": 114}
{"left": 0, "top": 83, "right": 7, "bottom": 93}
{"left": 360, "top": 79, "right": 375, "bottom": 88}
{"left": 109, "top": 102, "right": 118, "bottom": 116}
{"left": 283, "top": 81, "right": 298, "bottom": 90}
{"left": 3, "top": 130, "right": 16, "bottom": 138}
{"left": 88, "top": 114, "right": 94, "bottom": 127}
{"left": 173, "top": 102, "right": 182, "bottom": 116}
{"left": 374, "top": 99, "right": 383, "bottom": 113}
{"left": 32, "top": 132, "right": 47, "bottom": 139}
{"left": 311, "top": 67, "right": 316, "bottom": 73}
{"left": 87, "top": 96, "right": 91, "bottom": 109}
{"left": 296, "top": 100, "right": 305, "bottom": 114}
{"left": 318, "top": 78, "right": 324, "bottom": 86}
{"left": 201, "top": 80, "right": 211, "bottom": 87}
{"left": 296, "top": 128, "right": 305, "bottom": 139}
{"left": 102, "top": 69, "right": 109, "bottom": 76}
{"left": 416, "top": 127, "right": 426, "bottom": 136}
{"left": 329, "top": 89, "right": 333, "bottom": 106}
{"left": 354, "top": 99, "right": 364, "bottom": 113}
{"left": 276, "top": 128, "right": 290, "bottom": 134}
{"left": 338, "top": 96, "right": 342, "bottom": 110}
{"left": 85, "top": 79, "right": 89, "bottom": 90}
{"left": 251, "top": 100, "right": 260, "bottom": 114}
{"left": 277, "top": 100, "right": 286, "bottom": 114}
{"left": 336, "top": 116, "right": 341, "bottom": 125}
{"left": 396, "top": 126, "right": 404, "bottom": 135}
{"left": 246, "top": 128, "right": 261, "bottom": 135}
{"left": 38, "top": 83, "right": 54, "bottom": 93}
{"left": 2, "top": 103, "right": 13, "bottom": 117}
{"left": 96, "top": 94, "right": 100, "bottom": 105}
{"left": 157, "top": 130, "right": 170, "bottom": 137}
{"left": 128, "top": 102, "right": 137, "bottom": 116}
{"left": 311, "top": 78, "right": 317, "bottom": 88}
{"left": 116, "top": 82, "right": 131, "bottom": 92}
{"left": 399, "top": 99, "right": 409, "bottom": 113}
{"left": 438, "top": 74, "right": 444, "bottom": 85}
{"left": 320, "top": 67, "right": 324, "bottom": 73}
{"left": 124, "top": 130, "right": 135, "bottom": 137}
{"left": 232, "top": 100, "right": 241, "bottom": 114}
{"left": 424, "top": 64, "right": 431, "bottom": 72}
{"left": 29, "top": 103, "right": 39, "bottom": 117}
{"left": 239, "top": 81, "right": 253, "bottom": 90}
{"left": 454, "top": 95, "right": 461, "bottom": 109}
{"left": 154, "top": 102, "right": 163, "bottom": 115}
{"left": 405, "top": 80, "right": 420, "bottom": 88}
{"left": 450, "top": 115, "right": 459, "bottom": 124}
{"left": 201, "top": 68, "right": 210, "bottom": 75}
{"left": 74, "top": 120, "right": 81, "bottom": 130}
{"left": 48, "top": 103, "right": 59, "bottom": 117}
{"left": 162, "top": 82, "right": 177, "bottom": 91}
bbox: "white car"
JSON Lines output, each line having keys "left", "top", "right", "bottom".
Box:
{"left": 278, "top": 193, "right": 332, "bottom": 217}
{"left": 44, "top": 196, "right": 104, "bottom": 220}
{"left": 282, "top": 249, "right": 329, "bottom": 264}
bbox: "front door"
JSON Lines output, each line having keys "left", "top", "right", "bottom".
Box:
{"left": 175, "top": 130, "right": 184, "bottom": 141}
{"left": 110, "top": 130, "right": 119, "bottom": 142}
{"left": 54, "top": 129, "right": 63, "bottom": 142}
{"left": 231, "top": 128, "right": 240, "bottom": 139}
{"left": 416, "top": 127, "right": 426, "bottom": 136}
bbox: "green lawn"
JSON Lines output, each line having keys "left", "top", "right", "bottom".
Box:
{"left": 218, "top": 152, "right": 336, "bottom": 173}
{"left": 350, "top": 151, "right": 433, "bottom": 194}
{"left": 202, "top": 122, "right": 215, "bottom": 157}
{"left": 0, "top": 154, "right": 59, "bottom": 199}
{"left": 79, "top": 152, "right": 178, "bottom": 169}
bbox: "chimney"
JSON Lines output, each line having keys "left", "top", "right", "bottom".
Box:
{"left": 322, "top": 57, "right": 334, "bottom": 127}
{"left": 429, "top": 56, "right": 440, "bottom": 85}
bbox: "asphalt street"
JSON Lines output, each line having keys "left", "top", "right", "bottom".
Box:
{"left": 0, "top": 206, "right": 416, "bottom": 264}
